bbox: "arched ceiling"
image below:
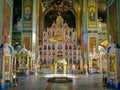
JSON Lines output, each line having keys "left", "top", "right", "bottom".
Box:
{"left": 42, "top": 0, "right": 77, "bottom": 28}
{"left": 42, "top": 0, "right": 107, "bottom": 28}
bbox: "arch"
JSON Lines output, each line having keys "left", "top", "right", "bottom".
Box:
{"left": 0, "top": 43, "right": 13, "bottom": 54}
{"left": 54, "top": 57, "right": 67, "bottom": 74}
{"left": 43, "top": 9, "right": 76, "bottom": 29}
{"left": 107, "top": 44, "right": 117, "bottom": 54}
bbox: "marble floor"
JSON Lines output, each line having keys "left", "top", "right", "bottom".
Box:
{"left": 5, "top": 74, "right": 115, "bottom": 90}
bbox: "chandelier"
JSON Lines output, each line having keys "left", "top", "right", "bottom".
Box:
{"left": 41, "top": 0, "right": 77, "bottom": 12}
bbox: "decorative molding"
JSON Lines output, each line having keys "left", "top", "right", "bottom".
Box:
{"left": 88, "top": 30, "right": 98, "bottom": 33}
{"left": 107, "top": 0, "right": 115, "bottom": 8}
{"left": 7, "top": 0, "right": 13, "bottom": 6}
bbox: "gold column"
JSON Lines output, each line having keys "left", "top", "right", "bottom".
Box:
{"left": 36, "top": 0, "right": 41, "bottom": 57}
{"left": 32, "top": 0, "right": 37, "bottom": 60}
{"left": 77, "top": 5, "right": 81, "bottom": 44}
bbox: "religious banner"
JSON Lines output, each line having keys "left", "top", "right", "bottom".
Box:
{"left": 87, "top": 0, "right": 97, "bottom": 28}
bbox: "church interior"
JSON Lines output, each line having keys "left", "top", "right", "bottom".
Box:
{"left": 0, "top": 0, "right": 120, "bottom": 90}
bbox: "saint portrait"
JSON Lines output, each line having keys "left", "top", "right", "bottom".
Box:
{"left": 24, "top": 6, "right": 31, "bottom": 21}
{"left": 89, "top": 9, "right": 95, "bottom": 21}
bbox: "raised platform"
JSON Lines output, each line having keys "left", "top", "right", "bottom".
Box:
{"left": 44, "top": 74, "right": 78, "bottom": 78}
{"left": 47, "top": 77, "right": 73, "bottom": 83}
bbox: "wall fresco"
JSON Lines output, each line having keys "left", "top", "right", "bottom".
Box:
{"left": 87, "top": 0, "right": 97, "bottom": 28}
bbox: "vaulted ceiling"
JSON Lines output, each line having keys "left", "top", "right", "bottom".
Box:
{"left": 42, "top": 0, "right": 107, "bottom": 28}
{"left": 13, "top": 0, "right": 107, "bottom": 26}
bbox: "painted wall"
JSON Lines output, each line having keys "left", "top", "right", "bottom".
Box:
{"left": 107, "top": 0, "right": 120, "bottom": 47}
{"left": 107, "top": 0, "right": 120, "bottom": 82}
{"left": 0, "top": 0, "right": 13, "bottom": 45}
{"left": 12, "top": 0, "right": 33, "bottom": 51}
{"left": 0, "top": 0, "right": 3, "bottom": 44}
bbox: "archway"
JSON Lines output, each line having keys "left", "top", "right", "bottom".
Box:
{"left": 44, "top": 10, "right": 76, "bottom": 29}
{"left": 54, "top": 57, "right": 67, "bottom": 74}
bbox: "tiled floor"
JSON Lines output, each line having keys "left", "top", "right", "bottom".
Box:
{"left": 5, "top": 74, "right": 115, "bottom": 90}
